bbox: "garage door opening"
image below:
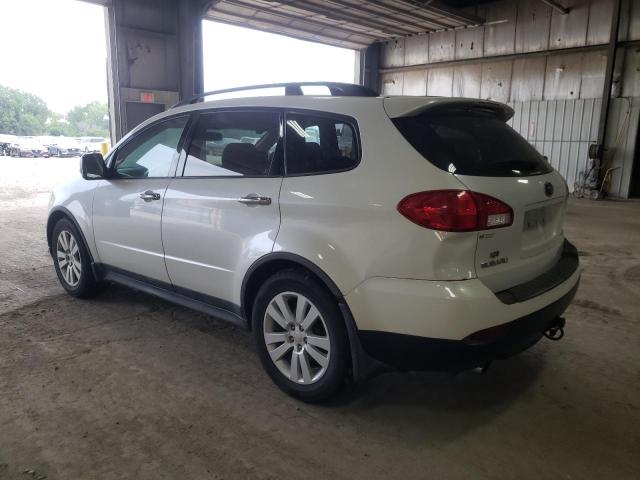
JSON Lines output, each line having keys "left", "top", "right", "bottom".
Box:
{"left": 0, "top": 0, "right": 109, "bottom": 161}
{"left": 202, "top": 21, "right": 356, "bottom": 96}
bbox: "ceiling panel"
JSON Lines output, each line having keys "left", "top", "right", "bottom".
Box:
{"left": 204, "top": 0, "right": 486, "bottom": 50}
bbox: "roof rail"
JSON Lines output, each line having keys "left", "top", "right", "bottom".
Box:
{"left": 173, "top": 82, "right": 379, "bottom": 107}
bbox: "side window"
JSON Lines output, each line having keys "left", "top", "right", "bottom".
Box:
{"left": 113, "top": 116, "right": 188, "bottom": 178}
{"left": 183, "top": 111, "right": 281, "bottom": 177}
{"left": 285, "top": 113, "right": 359, "bottom": 175}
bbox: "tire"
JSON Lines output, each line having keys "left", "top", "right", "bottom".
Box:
{"left": 52, "top": 218, "right": 100, "bottom": 298}
{"left": 252, "top": 269, "right": 349, "bottom": 402}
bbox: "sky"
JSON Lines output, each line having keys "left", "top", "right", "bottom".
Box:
{"left": 0, "top": 0, "right": 355, "bottom": 114}
{"left": 0, "top": 0, "right": 108, "bottom": 114}
{"left": 202, "top": 22, "right": 356, "bottom": 92}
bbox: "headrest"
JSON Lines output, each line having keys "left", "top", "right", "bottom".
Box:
{"left": 221, "top": 143, "right": 269, "bottom": 175}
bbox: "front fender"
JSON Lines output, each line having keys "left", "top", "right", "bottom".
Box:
{"left": 47, "top": 178, "right": 100, "bottom": 264}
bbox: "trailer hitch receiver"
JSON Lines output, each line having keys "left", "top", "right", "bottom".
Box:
{"left": 544, "top": 317, "right": 565, "bottom": 341}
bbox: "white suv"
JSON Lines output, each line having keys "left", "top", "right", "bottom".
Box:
{"left": 47, "top": 83, "right": 580, "bottom": 402}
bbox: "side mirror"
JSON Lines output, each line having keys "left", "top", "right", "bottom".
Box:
{"left": 81, "top": 152, "right": 106, "bottom": 180}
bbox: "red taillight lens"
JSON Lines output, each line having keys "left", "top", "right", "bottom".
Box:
{"left": 397, "top": 190, "right": 513, "bottom": 232}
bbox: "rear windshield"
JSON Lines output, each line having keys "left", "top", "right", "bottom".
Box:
{"left": 392, "top": 113, "right": 552, "bottom": 177}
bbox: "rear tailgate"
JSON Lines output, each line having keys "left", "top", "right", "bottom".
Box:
{"left": 456, "top": 172, "right": 567, "bottom": 292}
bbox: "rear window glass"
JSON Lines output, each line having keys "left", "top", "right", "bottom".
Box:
{"left": 285, "top": 113, "right": 359, "bottom": 175}
{"left": 392, "top": 113, "right": 552, "bottom": 177}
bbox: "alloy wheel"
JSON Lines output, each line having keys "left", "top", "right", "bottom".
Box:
{"left": 56, "top": 230, "right": 82, "bottom": 287}
{"left": 263, "top": 292, "right": 331, "bottom": 384}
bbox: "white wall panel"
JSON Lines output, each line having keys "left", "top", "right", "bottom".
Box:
{"left": 455, "top": 26, "right": 484, "bottom": 60}
{"left": 381, "top": 38, "right": 405, "bottom": 68}
{"left": 428, "top": 30, "right": 455, "bottom": 62}
{"left": 587, "top": 0, "right": 614, "bottom": 45}
{"left": 481, "top": 61, "right": 512, "bottom": 102}
{"left": 402, "top": 70, "right": 427, "bottom": 95}
{"left": 515, "top": 0, "right": 552, "bottom": 53}
{"left": 453, "top": 64, "right": 482, "bottom": 98}
{"left": 380, "top": 72, "right": 403, "bottom": 95}
{"left": 427, "top": 68, "right": 453, "bottom": 96}
{"left": 510, "top": 57, "right": 546, "bottom": 101}
{"left": 581, "top": 50, "right": 607, "bottom": 99}
{"left": 549, "top": 0, "right": 589, "bottom": 49}
{"left": 483, "top": 0, "right": 517, "bottom": 56}
{"left": 404, "top": 34, "right": 428, "bottom": 65}
{"left": 544, "top": 54, "right": 583, "bottom": 100}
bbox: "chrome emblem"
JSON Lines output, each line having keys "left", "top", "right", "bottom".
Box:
{"left": 544, "top": 182, "right": 554, "bottom": 197}
{"left": 480, "top": 257, "right": 508, "bottom": 269}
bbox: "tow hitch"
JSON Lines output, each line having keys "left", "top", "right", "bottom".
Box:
{"left": 544, "top": 317, "right": 565, "bottom": 341}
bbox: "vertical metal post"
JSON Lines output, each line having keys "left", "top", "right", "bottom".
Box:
{"left": 178, "top": 0, "right": 205, "bottom": 101}
{"left": 596, "top": 0, "right": 622, "bottom": 147}
{"left": 104, "top": 1, "right": 123, "bottom": 143}
{"left": 360, "top": 43, "right": 380, "bottom": 94}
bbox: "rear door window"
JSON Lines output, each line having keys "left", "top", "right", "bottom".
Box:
{"left": 183, "top": 111, "right": 281, "bottom": 177}
{"left": 285, "top": 113, "right": 359, "bottom": 175}
{"left": 392, "top": 113, "right": 552, "bottom": 177}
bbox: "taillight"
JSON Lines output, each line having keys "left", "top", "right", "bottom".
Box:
{"left": 397, "top": 190, "right": 513, "bottom": 232}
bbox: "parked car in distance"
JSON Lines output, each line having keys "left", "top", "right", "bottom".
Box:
{"left": 0, "top": 133, "right": 18, "bottom": 156}
{"left": 47, "top": 137, "right": 83, "bottom": 157}
{"left": 47, "top": 82, "right": 580, "bottom": 402}
{"left": 10, "top": 138, "right": 49, "bottom": 157}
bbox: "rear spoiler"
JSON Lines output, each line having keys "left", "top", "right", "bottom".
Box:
{"left": 383, "top": 97, "right": 514, "bottom": 122}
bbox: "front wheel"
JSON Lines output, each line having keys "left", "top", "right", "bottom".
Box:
{"left": 252, "top": 269, "right": 349, "bottom": 402}
{"left": 52, "top": 218, "right": 100, "bottom": 298}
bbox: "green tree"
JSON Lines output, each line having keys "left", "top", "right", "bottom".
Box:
{"left": 0, "top": 85, "right": 110, "bottom": 137}
{"left": 66, "top": 101, "right": 109, "bottom": 138}
{"left": 46, "top": 114, "right": 73, "bottom": 137}
{"left": 0, "top": 85, "right": 50, "bottom": 135}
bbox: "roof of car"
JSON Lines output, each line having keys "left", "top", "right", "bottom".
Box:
{"left": 167, "top": 94, "right": 513, "bottom": 120}
{"left": 123, "top": 86, "right": 513, "bottom": 146}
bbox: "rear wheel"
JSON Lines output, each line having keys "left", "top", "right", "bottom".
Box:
{"left": 252, "top": 269, "right": 349, "bottom": 402}
{"left": 52, "top": 218, "right": 99, "bottom": 298}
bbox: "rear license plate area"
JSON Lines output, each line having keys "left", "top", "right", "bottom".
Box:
{"left": 521, "top": 203, "right": 562, "bottom": 254}
{"left": 523, "top": 207, "right": 548, "bottom": 232}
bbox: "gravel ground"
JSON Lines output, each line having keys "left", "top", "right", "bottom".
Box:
{"left": 0, "top": 156, "right": 639, "bottom": 480}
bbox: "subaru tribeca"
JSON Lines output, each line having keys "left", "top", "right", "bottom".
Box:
{"left": 47, "top": 83, "right": 580, "bottom": 402}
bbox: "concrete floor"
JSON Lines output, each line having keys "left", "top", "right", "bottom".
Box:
{"left": 0, "top": 156, "right": 639, "bottom": 480}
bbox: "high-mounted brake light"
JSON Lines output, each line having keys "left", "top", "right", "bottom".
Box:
{"left": 397, "top": 190, "right": 513, "bottom": 232}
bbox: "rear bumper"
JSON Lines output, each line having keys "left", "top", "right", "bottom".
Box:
{"left": 357, "top": 281, "right": 578, "bottom": 371}
{"left": 346, "top": 240, "right": 580, "bottom": 371}
{"left": 495, "top": 240, "right": 579, "bottom": 304}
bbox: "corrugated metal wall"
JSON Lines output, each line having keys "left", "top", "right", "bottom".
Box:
{"left": 507, "top": 99, "right": 602, "bottom": 192}
{"left": 378, "top": 0, "right": 640, "bottom": 197}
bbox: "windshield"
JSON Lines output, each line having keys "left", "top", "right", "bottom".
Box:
{"left": 392, "top": 112, "right": 552, "bottom": 177}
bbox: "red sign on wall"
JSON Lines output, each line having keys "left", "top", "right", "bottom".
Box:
{"left": 140, "top": 91, "right": 155, "bottom": 103}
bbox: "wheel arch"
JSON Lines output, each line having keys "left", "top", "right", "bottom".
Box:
{"left": 47, "top": 207, "right": 95, "bottom": 267}
{"left": 241, "top": 252, "right": 376, "bottom": 382}
{"left": 241, "top": 252, "right": 343, "bottom": 323}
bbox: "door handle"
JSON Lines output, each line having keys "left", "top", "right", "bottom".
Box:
{"left": 238, "top": 193, "right": 272, "bottom": 206}
{"left": 139, "top": 190, "right": 161, "bottom": 202}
